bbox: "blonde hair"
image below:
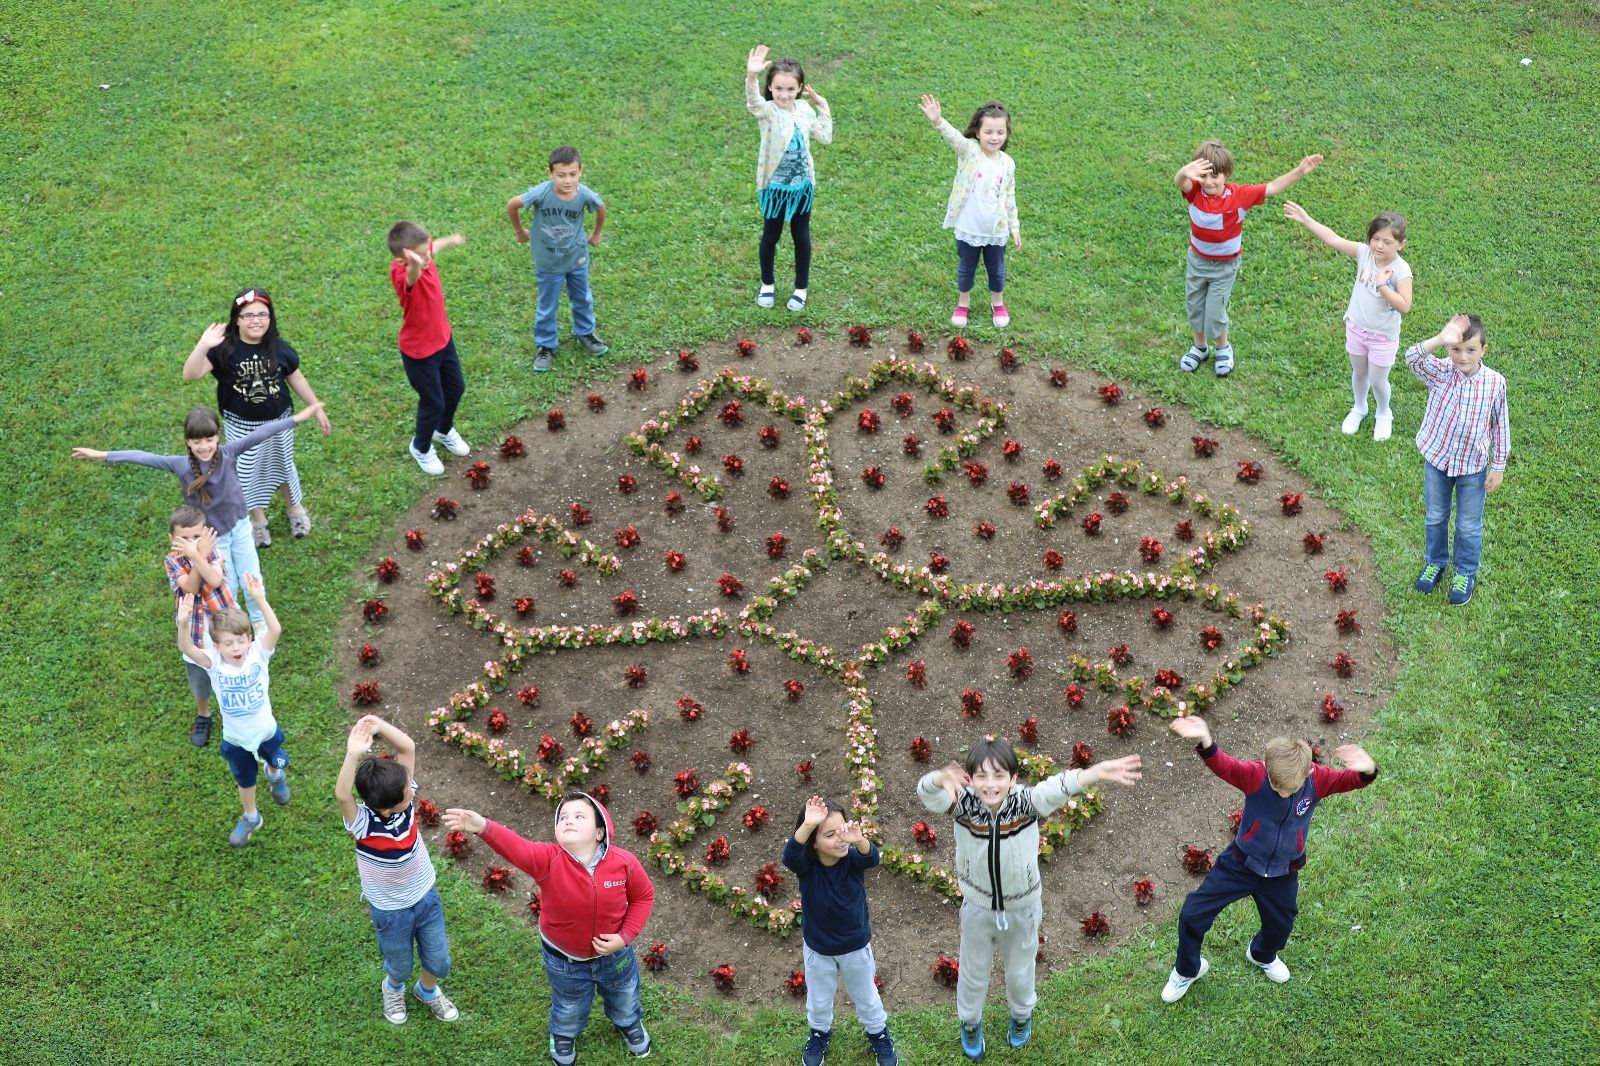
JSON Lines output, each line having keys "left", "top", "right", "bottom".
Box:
{"left": 1263, "top": 736, "right": 1313, "bottom": 791}
{"left": 208, "top": 607, "right": 254, "bottom": 643}
{"left": 1193, "top": 139, "right": 1234, "bottom": 177}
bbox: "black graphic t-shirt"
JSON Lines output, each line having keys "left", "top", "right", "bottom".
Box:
{"left": 207, "top": 339, "right": 300, "bottom": 421}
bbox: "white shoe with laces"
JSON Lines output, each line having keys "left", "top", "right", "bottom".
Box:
{"left": 1246, "top": 945, "right": 1291, "bottom": 983}
{"left": 1160, "top": 957, "right": 1209, "bottom": 1003}
{"left": 1341, "top": 407, "right": 1366, "bottom": 435}
{"left": 409, "top": 443, "right": 445, "bottom": 476}
{"left": 382, "top": 979, "right": 407, "bottom": 1024}
{"left": 415, "top": 984, "right": 460, "bottom": 1021}
{"left": 432, "top": 427, "right": 470, "bottom": 456}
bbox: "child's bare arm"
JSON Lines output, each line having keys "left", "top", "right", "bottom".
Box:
{"left": 189, "top": 528, "right": 225, "bottom": 587}
{"left": 182, "top": 323, "right": 228, "bottom": 381}
{"left": 175, "top": 600, "right": 211, "bottom": 669}
{"left": 336, "top": 715, "right": 381, "bottom": 822}
{"left": 1174, "top": 158, "right": 1211, "bottom": 193}
{"left": 442, "top": 808, "right": 488, "bottom": 834}
{"left": 432, "top": 233, "right": 466, "bottom": 254}
{"left": 793, "top": 794, "right": 828, "bottom": 843}
{"left": 1421, "top": 314, "right": 1472, "bottom": 355}
{"left": 70, "top": 448, "right": 109, "bottom": 461}
{"left": 1334, "top": 744, "right": 1376, "bottom": 775}
{"left": 371, "top": 717, "right": 417, "bottom": 778}
{"left": 588, "top": 202, "right": 606, "bottom": 246}
{"left": 744, "top": 45, "right": 771, "bottom": 114}
{"left": 401, "top": 247, "right": 426, "bottom": 286}
{"left": 1282, "top": 201, "right": 1361, "bottom": 257}
{"left": 506, "top": 195, "right": 529, "bottom": 242}
{"left": 1169, "top": 714, "right": 1212, "bottom": 747}
{"left": 242, "top": 573, "right": 281, "bottom": 653}
{"left": 1078, "top": 753, "right": 1143, "bottom": 788}
{"left": 1265, "top": 153, "right": 1323, "bottom": 197}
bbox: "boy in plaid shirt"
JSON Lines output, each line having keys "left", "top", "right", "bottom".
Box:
{"left": 164, "top": 505, "right": 234, "bottom": 746}
{"left": 1404, "top": 314, "right": 1510, "bottom": 606}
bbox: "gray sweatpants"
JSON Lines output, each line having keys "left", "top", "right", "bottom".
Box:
{"left": 1185, "top": 247, "right": 1242, "bottom": 341}
{"left": 803, "top": 943, "right": 887, "bottom": 1033}
{"left": 956, "top": 898, "right": 1043, "bottom": 1027}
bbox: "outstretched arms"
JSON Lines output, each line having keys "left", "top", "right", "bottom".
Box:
{"left": 1265, "top": 153, "right": 1323, "bottom": 197}
{"left": 1282, "top": 201, "right": 1361, "bottom": 257}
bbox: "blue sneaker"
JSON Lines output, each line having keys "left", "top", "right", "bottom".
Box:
{"left": 549, "top": 1034, "right": 576, "bottom": 1066}
{"left": 228, "top": 811, "right": 263, "bottom": 848}
{"left": 1448, "top": 573, "right": 1476, "bottom": 606}
{"left": 802, "top": 1028, "right": 830, "bottom": 1066}
{"left": 867, "top": 1026, "right": 899, "bottom": 1066}
{"left": 1415, "top": 563, "right": 1445, "bottom": 593}
{"left": 266, "top": 769, "right": 291, "bottom": 805}
{"left": 1007, "top": 1016, "right": 1031, "bottom": 1049}
{"left": 960, "top": 1022, "right": 985, "bottom": 1061}
{"left": 619, "top": 1022, "right": 651, "bottom": 1058}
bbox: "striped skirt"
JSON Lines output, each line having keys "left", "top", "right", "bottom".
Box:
{"left": 222, "top": 410, "right": 304, "bottom": 510}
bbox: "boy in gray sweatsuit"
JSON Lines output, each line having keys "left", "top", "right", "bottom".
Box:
{"left": 919, "top": 737, "right": 1142, "bottom": 1060}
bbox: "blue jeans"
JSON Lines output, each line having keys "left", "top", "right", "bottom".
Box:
{"left": 216, "top": 515, "right": 264, "bottom": 624}
{"left": 218, "top": 725, "right": 289, "bottom": 787}
{"left": 956, "top": 238, "right": 1006, "bottom": 294}
{"left": 541, "top": 942, "right": 642, "bottom": 1039}
{"left": 1422, "top": 459, "right": 1487, "bottom": 577}
{"left": 1175, "top": 846, "right": 1298, "bottom": 978}
{"left": 534, "top": 263, "right": 597, "bottom": 349}
{"left": 370, "top": 886, "right": 452, "bottom": 984}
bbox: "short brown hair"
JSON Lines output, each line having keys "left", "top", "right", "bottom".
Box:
{"left": 208, "top": 607, "right": 254, "bottom": 643}
{"left": 1459, "top": 313, "right": 1486, "bottom": 345}
{"left": 548, "top": 145, "right": 582, "bottom": 168}
{"left": 169, "top": 505, "right": 206, "bottom": 532}
{"left": 1264, "top": 736, "right": 1313, "bottom": 791}
{"left": 964, "top": 736, "right": 1020, "bottom": 777}
{"left": 387, "top": 220, "right": 430, "bottom": 257}
{"left": 1193, "top": 139, "right": 1234, "bottom": 177}
{"left": 1367, "top": 212, "right": 1408, "bottom": 243}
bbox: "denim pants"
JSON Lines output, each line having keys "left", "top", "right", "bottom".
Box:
{"left": 956, "top": 239, "right": 1006, "bottom": 294}
{"left": 216, "top": 515, "right": 264, "bottom": 624}
{"left": 370, "top": 886, "right": 452, "bottom": 985}
{"left": 1174, "top": 846, "right": 1298, "bottom": 978}
{"left": 541, "top": 942, "right": 643, "bottom": 1039}
{"left": 401, "top": 337, "right": 466, "bottom": 453}
{"left": 803, "top": 942, "right": 887, "bottom": 1033}
{"left": 535, "top": 263, "right": 597, "bottom": 349}
{"left": 956, "top": 898, "right": 1042, "bottom": 1026}
{"left": 218, "top": 725, "right": 289, "bottom": 787}
{"left": 1422, "top": 459, "right": 1488, "bottom": 578}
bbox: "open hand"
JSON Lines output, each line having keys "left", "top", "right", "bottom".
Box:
{"left": 1333, "top": 743, "right": 1375, "bottom": 775}
{"left": 802, "top": 795, "right": 829, "bottom": 827}
{"left": 918, "top": 94, "right": 941, "bottom": 123}
{"left": 199, "top": 322, "right": 227, "bottom": 349}
{"left": 1299, "top": 153, "right": 1325, "bottom": 174}
{"left": 1087, "top": 753, "right": 1143, "bottom": 787}
{"left": 746, "top": 45, "right": 770, "bottom": 76}
{"left": 1282, "top": 200, "right": 1309, "bottom": 224}
{"left": 347, "top": 716, "right": 379, "bottom": 755}
{"left": 1376, "top": 268, "right": 1395, "bottom": 288}
{"left": 242, "top": 571, "right": 266, "bottom": 602}
{"left": 841, "top": 820, "right": 867, "bottom": 846}
{"left": 442, "top": 808, "right": 487, "bottom": 834}
{"left": 70, "top": 447, "right": 107, "bottom": 461}
{"left": 198, "top": 526, "right": 219, "bottom": 555}
{"left": 1169, "top": 715, "right": 1211, "bottom": 744}
{"left": 802, "top": 85, "right": 822, "bottom": 106}
{"left": 1181, "top": 158, "right": 1214, "bottom": 182}
{"left": 1438, "top": 313, "right": 1473, "bottom": 345}
{"left": 401, "top": 247, "right": 427, "bottom": 268}
{"left": 935, "top": 760, "right": 970, "bottom": 805}
{"left": 175, "top": 596, "right": 194, "bottom": 624}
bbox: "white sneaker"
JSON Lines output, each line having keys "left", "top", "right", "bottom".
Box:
{"left": 415, "top": 984, "right": 460, "bottom": 1021}
{"left": 1246, "top": 945, "right": 1291, "bottom": 983}
{"left": 1160, "top": 957, "right": 1209, "bottom": 1002}
{"left": 1340, "top": 408, "right": 1367, "bottom": 435}
{"left": 409, "top": 443, "right": 445, "bottom": 476}
{"left": 432, "top": 427, "right": 470, "bottom": 456}
{"left": 1372, "top": 413, "right": 1393, "bottom": 442}
{"left": 382, "top": 979, "right": 407, "bottom": 1024}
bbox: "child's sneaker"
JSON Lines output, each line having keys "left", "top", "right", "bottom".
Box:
{"left": 867, "top": 1026, "right": 898, "bottom": 1066}
{"left": 618, "top": 1021, "right": 651, "bottom": 1058}
{"left": 1448, "top": 573, "right": 1476, "bottom": 606}
{"left": 1372, "top": 413, "right": 1393, "bottom": 442}
{"left": 228, "top": 811, "right": 263, "bottom": 848}
{"left": 1178, "top": 344, "right": 1209, "bottom": 372}
{"left": 1246, "top": 944, "right": 1291, "bottom": 983}
{"left": 266, "top": 768, "right": 290, "bottom": 806}
{"left": 991, "top": 303, "right": 1009, "bottom": 329}
{"left": 251, "top": 517, "right": 271, "bottom": 548}
{"left": 432, "top": 427, "right": 471, "bottom": 456}
{"left": 802, "top": 1027, "right": 831, "bottom": 1066}
{"left": 414, "top": 982, "right": 459, "bottom": 1021}
{"left": 409, "top": 443, "right": 445, "bottom": 475}
{"left": 1213, "top": 345, "right": 1236, "bottom": 376}
{"left": 381, "top": 978, "right": 407, "bottom": 1024}
{"left": 190, "top": 714, "right": 212, "bottom": 748}
{"left": 1160, "top": 956, "right": 1209, "bottom": 1003}
{"left": 951, "top": 305, "right": 969, "bottom": 328}
{"left": 1006, "top": 1016, "right": 1031, "bottom": 1049}
{"left": 1414, "top": 563, "right": 1445, "bottom": 593}
{"left": 959, "top": 1022, "right": 985, "bottom": 1061}
{"left": 757, "top": 286, "right": 776, "bottom": 308}
{"left": 576, "top": 333, "right": 609, "bottom": 356}
{"left": 549, "top": 1034, "right": 577, "bottom": 1066}
{"left": 1341, "top": 407, "right": 1367, "bottom": 434}
{"left": 288, "top": 509, "right": 312, "bottom": 537}
{"left": 533, "top": 347, "right": 556, "bottom": 373}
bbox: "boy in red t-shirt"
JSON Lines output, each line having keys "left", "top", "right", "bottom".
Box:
{"left": 1174, "top": 139, "right": 1322, "bottom": 377}
{"left": 387, "top": 220, "right": 470, "bottom": 475}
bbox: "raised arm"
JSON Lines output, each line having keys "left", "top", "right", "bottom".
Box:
{"left": 431, "top": 233, "right": 466, "bottom": 255}
{"left": 242, "top": 573, "right": 281, "bottom": 653}
{"left": 336, "top": 715, "right": 382, "bottom": 822}
{"left": 1264, "top": 153, "right": 1323, "bottom": 198}
{"left": 183, "top": 323, "right": 227, "bottom": 382}
{"left": 175, "top": 598, "right": 212, "bottom": 670}
{"left": 370, "top": 716, "right": 417, "bottom": 778}
{"left": 803, "top": 85, "right": 832, "bottom": 144}
{"left": 1282, "top": 201, "right": 1361, "bottom": 257}
{"left": 917, "top": 761, "right": 970, "bottom": 814}
{"left": 1174, "top": 157, "right": 1211, "bottom": 193}
{"left": 402, "top": 246, "right": 427, "bottom": 287}
{"left": 744, "top": 45, "right": 771, "bottom": 115}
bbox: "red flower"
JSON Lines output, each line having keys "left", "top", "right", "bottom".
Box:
{"left": 634, "top": 811, "right": 659, "bottom": 836}
{"left": 663, "top": 549, "right": 686, "bottom": 572}
{"left": 962, "top": 460, "right": 988, "bottom": 485}
{"left": 1018, "top": 715, "right": 1040, "bottom": 745}
{"left": 482, "top": 865, "right": 513, "bottom": 893}
{"left": 1330, "top": 651, "right": 1357, "bottom": 678}
{"left": 1237, "top": 460, "right": 1264, "bottom": 483}
{"left": 758, "top": 424, "right": 781, "bottom": 448}
{"left": 1151, "top": 607, "right": 1174, "bottom": 629}
{"left": 947, "top": 335, "right": 971, "bottom": 360}
{"left": 675, "top": 695, "right": 703, "bottom": 722}
{"left": 500, "top": 434, "right": 528, "bottom": 458}
{"left": 847, "top": 324, "right": 873, "bottom": 346}
{"left": 678, "top": 349, "right": 699, "bottom": 371}
{"left": 932, "top": 408, "right": 956, "bottom": 434}
{"left": 715, "top": 506, "right": 735, "bottom": 533}
{"left": 960, "top": 687, "right": 985, "bottom": 718}
{"left": 614, "top": 525, "right": 641, "bottom": 549}
{"left": 903, "top": 433, "right": 923, "bottom": 456}
{"left": 487, "top": 708, "right": 509, "bottom": 733}
{"left": 926, "top": 495, "right": 950, "bottom": 518}
{"left": 623, "top": 664, "right": 648, "bottom": 688}
{"left": 927, "top": 551, "right": 949, "bottom": 573}
{"left": 906, "top": 330, "right": 926, "bottom": 352}
{"left": 617, "top": 474, "right": 637, "bottom": 495}
{"left": 629, "top": 367, "right": 649, "bottom": 390}
{"left": 547, "top": 409, "right": 566, "bottom": 432}
{"left": 1007, "top": 647, "right": 1034, "bottom": 679}
{"left": 557, "top": 568, "right": 577, "bottom": 587}
{"left": 909, "top": 736, "right": 932, "bottom": 762}
{"left": 1281, "top": 491, "right": 1306, "bottom": 516}
{"left": 1063, "top": 682, "right": 1087, "bottom": 708}
{"left": 517, "top": 684, "right": 541, "bottom": 707}
{"left": 1109, "top": 643, "right": 1134, "bottom": 667}
{"left": 404, "top": 528, "right": 426, "bottom": 551}
{"left": 912, "top": 821, "right": 937, "bottom": 846}
{"left": 613, "top": 590, "right": 639, "bottom": 615}
{"left": 1001, "top": 439, "right": 1023, "bottom": 462}
{"left": 861, "top": 465, "right": 886, "bottom": 489}
{"left": 568, "top": 501, "right": 592, "bottom": 526}
{"left": 630, "top": 750, "right": 653, "bottom": 773}
{"left": 1058, "top": 610, "right": 1078, "bottom": 634}
{"left": 1182, "top": 845, "right": 1214, "bottom": 875}
{"left": 444, "top": 830, "right": 470, "bottom": 859}
{"left": 1099, "top": 382, "right": 1122, "bottom": 405}
{"left": 858, "top": 408, "right": 882, "bottom": 434}
{"left": 974, "top": 521, "right": 997, "bottom": 541}
{"left": 1138, "top": 536, "right": 1164, "bottom": 563}
{"left": 685, "top": 435, "right": 703, "bottom": 453}
{"left": 1132, "top": 877, "right": 1156, "bottom": 905}
{"left": 1106, "top": 491, "right": 1130, "bottom": 515}
{"left": 464, "top": 461, "right": 492, "bottom": 489}
{"left": 1192, "top": 436, "right": 1219, "bottom": 458}
{"left": 1049, "top": 367, "right": 1069, "bottom": 388}
{"left": 1081, "top": 912, "right": 1110, "bottom": 937}
{"left": 1107, "top": 704, "right": 1136, "bottom": 736}
{"left": 516, "top": 545, "right": 535, "bottom": 566}
{"left": 1070, "top": 742, "right": 1093, "bottom": 768}
{"left": 710, "top": 963, "right": 737, "bottom": 992}
{"left": 705, "top": 835, "right": 731, "bottom": 865}
{"left": 586, "top": 394, "right": 606, "bottom": 413}
{"left": 642, "top": 941, "right": 669, "bottom": 970}
{"left": 673, "top": 768, "right": 701, "bottom": 798}
{"left": 931, "top": 955, "right": 960, "bottom": 987}
{"left": 754, "top": 861, "right": 783, "bottom": 895}
{"left": 1042, "top": 458, "right": 1063, "bottom": 481}
{"left": 432, "top": 497, "right": 459, "bottom": 520}
{"left": 880, "top": 527, "right": 906, "bottom": 551}
{"left": 591, "top": 783, "right": 610, "bottom": 806}
{"left": 904, "top": 659, "right": 927, "bottom": 687}
{"left": 728, "top": 728, "right": 755, "bottom": 754}
{"left": 718, "top": 572, "right": 744, "bottom": 598}
{"left": 722, "top": 453, "right": 745, "bottom": 475}
{"left": 1144, "top": 407, "right": 1167, "bottom": 427}
{"left": 1326, "top": 567, "right": 1349, "bottom": 592}
{"left": 1081, "top": 512, "right": 1103, "bottom": 536}
{"left": 720, "top": 400, "right": 744, "bottom": 427}
{"left": 891, "top": 392, "right": 915, "bottom": 416}
{"left": 1006, "top": 481, "right": 1030, "bottom": 506}
{"left": 473, "top": 572, "right": 496, "bottom": 599}
{"left": 1335, "top": 609, "right": 1361, "bottom": 635}
{"left": 783, "top": 678, "right": 804, "bottom": 702}
{"left": 351, "top": 680, "right": 381, "bottom": 706}
{"left": 569, "top": 712, "right": 593, "bottom": 737}
{"left": 786, "top": 969, "right": 806, "bottom": 996}
{"left": 1321, "top": 693, "right": 1345, "bottom": 721}
{"left": 1042, "top": 548, "right": 1065, "bottom": 570}
{"left": 373, "top": 557, "right": 401, "bottom": 584}
{"left": 768, "top": 477, "right": 791, "bottom": 499}
{"left": 726, "top": 647, "right": 751, "bottom": 673}
{"left": 1175, "top": 519, "right": 1194, "bottom": 541}
{"left": 416, "top": 798, "right": 441, "bottom": 827}
{"left": 997, "top": 347, "right": 1018, "bottom": 371}
{"left": 1303, "top": 530, "right": 1326, "bottom": 554}
{"left": 659, "top": 490, "right": 686, "bottom": 516}
{"left": 796, "top": 327, "right": 812, "bottom": 345}
{"left": 743, "top": 806, "right": 770, "bottom": 831}
{"left": 950, "top": 619, "right": 975, "bottom": 648}
{"left": 357, "top": 642, "right": 382, "bottom": 667}
{"left": 796, "top": 759, "right": 814, "bottom": 782}
{"left": 1199, "top": 626, "right": 1224, "bottom": 651}
{"left": 537, "top": 735, "right": 564, "bottom": 764}
{"left": 1156, "top": 668, "right": 1184, "bottom": 689}
{"left": 737, "top": 338, "right": 758, "bottom": 358}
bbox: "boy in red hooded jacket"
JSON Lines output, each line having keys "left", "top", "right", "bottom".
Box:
{"left": 445, "top": 792, "right": 654, "bottom": 1065}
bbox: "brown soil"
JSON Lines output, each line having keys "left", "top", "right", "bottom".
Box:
{"left": 338, "top": 327, "right": 1394, "bottom": 1010}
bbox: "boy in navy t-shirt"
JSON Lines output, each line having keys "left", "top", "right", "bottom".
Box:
{"left": 506, "top": 145, "right": 609, "bottom": 372}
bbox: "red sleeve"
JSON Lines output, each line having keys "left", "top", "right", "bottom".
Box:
{"left": 1199, "top": 744, "right": 1267, "bottom": 793}
{"left": 389, "top": 258, "right": 409, "bottom": 301}
{"left": 1236, "top": 183, "right": 1268, "bottom": 209}
{"left": 1183, "top": 183, "right": 1200, "bottom": 204}
{"left": 481, "top": 820, "right": 557, "bottom": 881}
{"left": 1312, "top": 764, "right": 1378, "bottom": 799}
{"left": 617, "top": 850, "right": 655, "bottom": 945}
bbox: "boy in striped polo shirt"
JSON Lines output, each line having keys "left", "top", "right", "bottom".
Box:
{"left": 1405, "top": 313, "right": 1510, "bottom": 606}
{"left": 1174, "top": 139, "right": 1323, "bottom": 376}
{"left": 337, "top": 715, "right": 460, "bottom": 1025}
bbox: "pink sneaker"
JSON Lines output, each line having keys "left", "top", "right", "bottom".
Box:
{"left": 992, "top": 303, "right": 1010, "bottom": 328}
{"left": 951, "top": 305, "right": 969, "bottom": 328}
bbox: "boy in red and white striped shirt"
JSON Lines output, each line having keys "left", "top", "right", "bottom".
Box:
{"left": 1174, "top": 139, "right": 1323, "bottom": 377}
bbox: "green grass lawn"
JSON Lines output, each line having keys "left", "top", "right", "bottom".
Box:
{"left": 3, "top": 2, "right": 1597, "bottom": 1063}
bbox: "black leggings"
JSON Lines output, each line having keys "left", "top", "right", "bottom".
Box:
{"left": 759, "top": 210, "right": 812, "bottom": 289}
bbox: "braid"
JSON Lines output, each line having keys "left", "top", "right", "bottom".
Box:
{"left": 185, "top": 451, "right": 219, "bottom": 507}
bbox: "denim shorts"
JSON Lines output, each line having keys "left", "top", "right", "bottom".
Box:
{"left": 218, "top": 725, "right": 289, "bottom": 787}
{"left": 183, "top": 658, "right": 213, "bottom": 700}
{"left": 370, "top": 885, "right": 452, "bottom": 984}
{"left": 541, "top": 940, "right": 643, "bottom": 1038}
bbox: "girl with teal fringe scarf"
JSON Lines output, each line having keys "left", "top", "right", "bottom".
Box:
{"left": 744, "top": 45, "right": 832, "bottom": 312}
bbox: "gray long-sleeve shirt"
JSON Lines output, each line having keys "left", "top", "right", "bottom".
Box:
{"left": 107, "top": 416, "right": 297, "bottom": 530}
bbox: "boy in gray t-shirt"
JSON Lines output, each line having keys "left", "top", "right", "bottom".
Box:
{"left": 506, "top": 145, "right": 609, "bottom": 372}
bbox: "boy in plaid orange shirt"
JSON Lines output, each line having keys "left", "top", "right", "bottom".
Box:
{"left": 164, "top": 505, "right": 234, "bottom": 747}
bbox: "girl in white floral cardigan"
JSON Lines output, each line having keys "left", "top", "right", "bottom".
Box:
{"left": 745, "top": 44, "right": 832, "bottom": 312}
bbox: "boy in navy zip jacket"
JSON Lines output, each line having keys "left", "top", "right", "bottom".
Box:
{"left": 1161, "top": 715, "right": 1378, "bottom": 1003}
